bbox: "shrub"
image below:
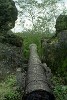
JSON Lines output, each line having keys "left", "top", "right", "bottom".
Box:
{"left": 52, "top": 76, "right": 67, "bottom": 100}
{"left": 4, "top": 91, "right": 21, "bottom": 100}
{"left": 0, "top": 0, "right": 18, "bottom": 33}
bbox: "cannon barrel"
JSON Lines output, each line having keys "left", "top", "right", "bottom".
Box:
{"left": 23, "top": 44, "right": 55, "bottom": 100}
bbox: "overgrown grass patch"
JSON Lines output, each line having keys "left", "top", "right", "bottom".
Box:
{"left": 16, "top": 32, "right": 52, "bottom": 60}
{"left": 0, "top": 74, "right": 21, "bottom": 100}
{"left": 52, "top": 76, "right": 67, "bottom": 100}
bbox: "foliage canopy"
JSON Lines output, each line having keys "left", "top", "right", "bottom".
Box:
{"left": 15, "top": 0, "right": 65, "bottom": 33}
{"left": 0, "top": 0, "right": 18, "bottom": 33}
{"left": 55, "top": 15, "right": 67, "bottom": 33}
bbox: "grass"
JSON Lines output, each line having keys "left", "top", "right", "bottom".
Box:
{"left": 0, "top": 74, "right": 18, "bottom": 100}
{"left": 0, "top": 73, "right": 22, "bottom": 100}
{"left": 16, "top": 32, "right": 53, "bottom": 60}
{"left": 52, "top": 76, "right": 67, "bottom": 100}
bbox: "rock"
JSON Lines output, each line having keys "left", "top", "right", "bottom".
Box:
{"left": 0, "top": 33, "right": 23, "bottom": 80}
{"left": 16, "top": 68, "right": 26, "bottom": 90}
{"left": 57, "top": 30, "right": 67, "bottom": 43}
{"left": 42, "top": 63, "right": 53, "bottom": 79}
{"left": 0, "top": 33, "right": 23, "bottom": 47}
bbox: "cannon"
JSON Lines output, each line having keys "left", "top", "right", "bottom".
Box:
{"left": 23, "top": 44, "right": 55, "bottom": 100}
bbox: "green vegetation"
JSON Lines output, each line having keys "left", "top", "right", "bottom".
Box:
{"left": 15, "top": 0, "right": 63, "bottom": 34}
{"left": 0, "top": 0, "right": 18, "bottom": 33}
{"left": 0, "top": 32, "right": 23, "bottom": 47}
{"left": 16, "top": 32, "right": 53, "bottom": 60}
{"left": 0, "top": 75, "right": 16, "bottom": 100}
{"left": 55, "top": 15, "right": 67, "bottom": 33}
{"left": 52, "top": 76, "right": 67, "bottom": 100}
{"left": 0, "top": 74, "right": 21, "bottom": 100}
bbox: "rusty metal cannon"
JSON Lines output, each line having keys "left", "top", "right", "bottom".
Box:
{"left": 23, "top": 44, "right": 55, "bottom": 100}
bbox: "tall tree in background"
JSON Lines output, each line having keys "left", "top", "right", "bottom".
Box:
{"left": 0, "top": 0, "right": 18, "bottom": 33}
{"left": 15, "top": 0, "right": 66, "bottom": 33}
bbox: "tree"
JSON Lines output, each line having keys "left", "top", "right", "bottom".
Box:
{"left": 14, "top": 0, "right": 65, "bottom": 33}
{"left": 55, "top": 15, "right": 67, "bottom": 33}
{"left": 0, "top": 0, "right": 18, "bottom": 33}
